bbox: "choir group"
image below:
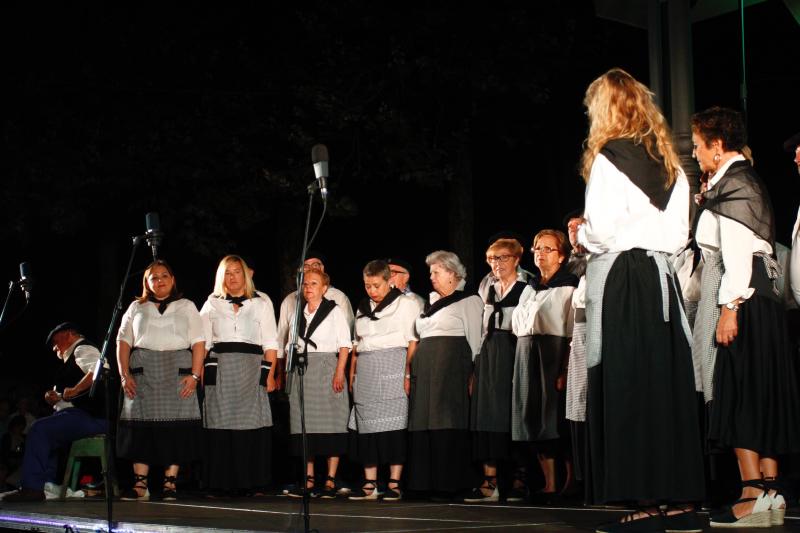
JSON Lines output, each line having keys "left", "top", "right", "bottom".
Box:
{"left": 8, "top": 68, "right": 800, "bottom": 533}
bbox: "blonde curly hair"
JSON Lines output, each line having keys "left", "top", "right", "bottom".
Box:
{"left": 580, "top": 68, "right": 680, "bottom": 188}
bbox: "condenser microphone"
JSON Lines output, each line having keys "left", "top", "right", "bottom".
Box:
{"left": 311, "top": 144, "right": 329, "bottom": 200}
{"left": 144, "top": 212, "right": 163, "bottom": 261}
{"left": 18, "top": 262, "right": 32, "bottom": 302}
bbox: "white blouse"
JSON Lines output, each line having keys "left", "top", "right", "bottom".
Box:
{"left": 512, "top": 285, "right": 575, "bottom": 338}
{"left": 294, "top": 304, "right": 353, "bottom": 354}
{"left": 200, "top": 294, "right": 279, "bottom": 352}
{"left": 790, "top": 206, "right": 800, "bottom": 306}
{"left": 354, "top": 295, "right": 419, "bottom": 352}
{"left": 117, "top": 299, "right": 205, "bottom": 351}
{"left": 696, "top": 155, "right": 773, "bottom": 305}
{"left": 415, "top": 293, "right": 484, "bottom": 358}
{"left": 479, "top": 281, "right": 524, "bottom": 334}
{"left": 276, "top": 286, "right": 354, "bottom": 358}
{"left": 571, "top": 276, "right": 587, "bottom": 311}
{"left": 578, "top": 153, "right": 689, "bottom": 255}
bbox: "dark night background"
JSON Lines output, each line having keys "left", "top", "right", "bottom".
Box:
{"left": 0, "top": 1, "right": 798, "bottom": 399}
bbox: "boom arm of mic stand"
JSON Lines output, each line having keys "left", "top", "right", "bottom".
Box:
{"left": 91, "top": 235, "right": 144, "bottom": 397}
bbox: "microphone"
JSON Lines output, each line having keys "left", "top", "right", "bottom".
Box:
{"left": 144, "top": 212, "right": 163, "bottom": 261}
{"left": 18, "top": 262, "right": 32, "bottom": 302}
{"left": 311, "top": 144, "right": 329, "bottom": 200}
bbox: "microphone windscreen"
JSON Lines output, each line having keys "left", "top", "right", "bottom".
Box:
{"left": 311, "top": 144, "right": 329, "bottom": 164}
{"left": 145, "top": 212, "right": 161, "bottom": 233}
{"left": 19, "top": 262, "right": 32, "bottom": 281}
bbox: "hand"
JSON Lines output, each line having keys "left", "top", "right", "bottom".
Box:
{"left": 348, "top": 374, "right": 355, "bottom": 394}
{"left": 332, "top": 368, "right": 346, "bottom": 393}
{"left": 44, "top": 390, "right": 61, "bottom": 406}
{"left": 275, "top": 371, "right": 285, "bottom": 391}
{"left": 404, "top": 376, "right": 411, "bottom": 396}
{"left": 122, "top": 374, "right": 138, "bottom": 399}
{"left": 467, "top": 372, "right": 474, "bottom": 397}
{"left": 716, "top": 307, "right": 739, "bottom": 347}
{"left": 266, "top": 374, "right": 277, "bottom": 393}
{"left": 555, "top": 373, "right": 567, "bottom": 392}
{"left": 179, "top": 376, "right": 197, "bottom": 398}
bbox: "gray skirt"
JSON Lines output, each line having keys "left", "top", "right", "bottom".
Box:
{"left": 288, "top": 352, "right": 350, "bottom": 434}
{"left": 408, "top": 336, "right": 472, "bottom": 432}
{"left": 120, "top": 348, "right": 201, "bottom": 423}
{"left": 203, "top": 349, "right": 272, "bottom": 430}
{"left": 470, "top": 331, "right": 516, "bottom": 432}
{"left": 348, "top": 346, "right": 408, "bottom": 434}
{"left": 511, "top": 334, "right": 570, "bottom": 441}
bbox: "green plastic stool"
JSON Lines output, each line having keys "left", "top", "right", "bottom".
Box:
{"left": 60, "top": 435, "right": 119, "bottom": 499}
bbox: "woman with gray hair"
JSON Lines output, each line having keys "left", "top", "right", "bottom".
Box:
{"left": 406, "top": 250, "right": 483, "bottom": 500}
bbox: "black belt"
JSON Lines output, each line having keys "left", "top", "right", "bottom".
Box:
{"left": 210, "top": 342, "right": 263, "bottom": 355}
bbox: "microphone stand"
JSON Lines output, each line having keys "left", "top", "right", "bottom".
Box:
{"left": 286, "top": 181, "right": 326, "bottom": 533}
{"left": 90, "top": 233, "right": 145, "bottom": 533}
{"left": 0, "top": 281, "right": 29, "bottom": 333}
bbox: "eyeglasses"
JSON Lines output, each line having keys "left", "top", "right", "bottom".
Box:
{"left": 486, "top": 255, "right": 514, "bottom": 264}
{"left": 389, "top": 269, "right": 409, "bottom": 276}
{"left": 532, "top": 246, "right": 558, "bottom": 254}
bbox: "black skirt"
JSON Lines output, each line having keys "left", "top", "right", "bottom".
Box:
{"left": 472, "top": 430, "right": 511, "bottom": 462}
{"left": 203, "top": 427, "right": 272, "bottom": 490}
{"left": 707, "top": 260, "right": 800, "bottom": 456}
{"left": 117, "top": 420, "right": 201, "bottom": 465}
{"left": 586, "top": 249, "right": 705, "bottom": 504}
{"left": 406, "top": 429, "right": 473, "bottom": 493}
{"left": 289, "top": 433, "right": 348, "bottom": 457}
{"left": 348, "top": 429, "right": 407, "bottom": 465}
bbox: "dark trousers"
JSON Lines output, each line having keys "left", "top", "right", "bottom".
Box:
{"left": 20, "top": 408, "right": 107, "bottom": 491}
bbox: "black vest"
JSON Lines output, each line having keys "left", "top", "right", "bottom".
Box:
{"left": 53, "top": 340, "right": 105, "bottom": 418}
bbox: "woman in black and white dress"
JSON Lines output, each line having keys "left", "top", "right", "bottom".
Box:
{"left": 464, "top": 238, "right": 527, "bottom": 503}
{"left": 117, "top": 260, "right": 205, "bottom": 501}
{"left": 511, "top": 230, "right": 577, "bottom": 502}
{"left": 691, "top": 107, "right": 800, "bottom": 528}
{"left": 407, "top": 250, "right": 483, "bottom": 500}
{"left": 348, "top": 260, "right": 418, "bottom": 501}
{"left": 286, "top": 269, "right": 352, "bottom": 499}
{"left": 579, "top": 68, "right": 704, "bottom": 532}
{"left": 199, "top": 255, "right": 278, "bottom": 494}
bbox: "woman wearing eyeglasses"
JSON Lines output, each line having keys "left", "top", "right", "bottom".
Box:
{"left": 116, "top": 260, "right": 205, "bottom": 500}
{"left": 579, "top": 69, "right": 703, "bottom": 533}
{"left": 510, "top": 230, "right": 578, "bottom": 503}
{"left": 464, "top": 239, "right": 528, "bottom": 503}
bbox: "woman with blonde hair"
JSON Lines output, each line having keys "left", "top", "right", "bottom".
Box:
{"left": 578, "top": 69, "right": 704, "bottom": 532}
{"left": 200, "top": 255, "right": 279, "bottom": 495}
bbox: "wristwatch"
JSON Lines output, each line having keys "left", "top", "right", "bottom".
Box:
{"left": 724, "top": 301, "right": 740, "bottom": 312}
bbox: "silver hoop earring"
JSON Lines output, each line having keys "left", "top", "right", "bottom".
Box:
{"left": 713, "top": 153, "right": 720, "bottom": 163}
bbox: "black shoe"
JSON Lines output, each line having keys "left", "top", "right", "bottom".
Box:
{"left": 162, "top": 475, "right": 178, "bottom": 501}
{"left": 3, "top": 488, "right": 45, "bottom": 503}
{"left": 318, "top": 476, "right": 338, "bottom": 499}
{"left": 287, "top": 476, "right": 316, "bottom": 499}
{"left": 662, "top": 509, "right": 703, "bottom": 532}
{"left": 596, "top": 509, "right": 667, "bottom": 533}
{"left": 381, "top": 478, "right": 403, "bottom": 501}
{"left": 120, "top": 474, "right": 150, "bottom": 501}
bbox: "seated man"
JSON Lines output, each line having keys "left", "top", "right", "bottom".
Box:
{"left": 4, "top": 323, "right": 108, "bottom": 502}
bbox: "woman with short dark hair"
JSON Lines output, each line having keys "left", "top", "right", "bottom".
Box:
{"left": 692, "top": 106, "right": 800, "bottom": 528}
{"left": 348, "top": 260, "right": 419, "bottom": 501}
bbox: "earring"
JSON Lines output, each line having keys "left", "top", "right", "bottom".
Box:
{"left": 713, "top": 153, "right": 720, "bottom": 163}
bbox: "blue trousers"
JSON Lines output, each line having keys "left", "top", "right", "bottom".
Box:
{"left": 20, "top": 408, "right": 108, "bottom": 491}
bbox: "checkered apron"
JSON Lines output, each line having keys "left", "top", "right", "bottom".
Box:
{"left": 120, "top": 348, "right": 201, "bottom": 423}
{"left": 348, "top": 346, "right": 408, "bottom": 434}
{"left": 288, "top": 352, "right": 350, "bottom": 434}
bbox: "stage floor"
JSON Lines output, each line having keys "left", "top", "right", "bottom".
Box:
{"left": 0, "top": 496, "right": 797, "bottom": 532}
